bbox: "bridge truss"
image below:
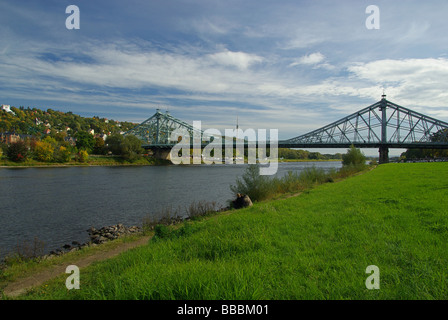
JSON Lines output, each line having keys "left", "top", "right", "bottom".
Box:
{"left": 124, "top": 109, "right": 204, "bottom": 147}
{"left": 283, "top": 96, "right": 448, "bottom": 162}
{"left": 125, "top": 97, "right": 448, "bottom": 163}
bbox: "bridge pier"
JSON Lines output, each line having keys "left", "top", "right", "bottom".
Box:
{"left": 378, "top": 146, "right": 389, "bottom": 164}
{"left": 153, "top": 149, "right": 171, "bottom": 161}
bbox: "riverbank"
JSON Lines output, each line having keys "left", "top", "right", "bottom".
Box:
{"left": 2, "top": 162, "right": 447, "bottom": 299}
{"left": 0, "top": 155, "right": 171, "bottom": 168}
{"left": 0, "top": 157, "right": 341, "bottom": 168}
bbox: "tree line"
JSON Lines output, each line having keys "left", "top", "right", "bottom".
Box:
{"left": 0, "top": 106, "right": 136, "bottom": 136}
{"left": 0, "top": 132, "right": 145, "bottom": 163}
{"left": 0, "top": 105, "right": 146, "bottom": 163}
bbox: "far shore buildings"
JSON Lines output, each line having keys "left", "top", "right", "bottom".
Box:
{"left": 0, "top": 132, "right": 33, "bottom": 144}
{"left": 1, "top": 104, "right": 16, "bottom": 115}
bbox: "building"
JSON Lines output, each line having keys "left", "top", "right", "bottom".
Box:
{"left": 0, "top": 132, "right": 32, "bottom": 144}
{"left": 0, "top": 132, "right": 20, "bottom": 144}
{"left": 1, "top": 105, "right": 15, "bottom": 115}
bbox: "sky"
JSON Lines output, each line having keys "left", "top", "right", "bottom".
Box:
{"left": 1, "top": 0, "right": 448, "bottom": 156}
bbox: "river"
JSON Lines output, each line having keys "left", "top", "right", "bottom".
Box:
{"left": 0, "top": 161, "right": 341, "bottom": 259}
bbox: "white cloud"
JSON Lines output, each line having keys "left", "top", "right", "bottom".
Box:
{"left": 347, "top": 58, "right": 448, "bottom": 108}
{"left": 208, "top": 50, "right": 263, "bottom": 70}
{"left": 291, "top": 52, "right": 325, "bottom": 66}
{"left": 289, "top": 52, "right": 334, "bottom": 70}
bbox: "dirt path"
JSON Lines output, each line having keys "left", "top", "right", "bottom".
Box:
{"left": 2, "top": 235, "right": 151, "bottom": 298}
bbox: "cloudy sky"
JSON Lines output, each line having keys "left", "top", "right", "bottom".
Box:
{"left": 1, "top": 0, "right": 448, "bottom": 155}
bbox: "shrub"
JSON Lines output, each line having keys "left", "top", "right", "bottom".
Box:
{"left": 76, "top": 149, "right": 89, "bottom": 163}
{"left": 4, "top": 237, "right": 46, "bottom": 264}
{"left": 187, "top": 201, "right": 218, "bottom": 219}
{"left": 121, "top": 135, "right": 144, "bottom": 162}
{"left": 105, "top": 134, "right": 124, "bottom": 155}
{"left": 230, "top": 164, "right": 273, "bottom": 202}
{"left": 298, "top": 166, "right": 329, "bottom": 186}
{"left": 54, "top": 145, "right": 72, "bottom": 163}
{"left": 6, "top": 140, "right": 29, "bottom": 162}
{"left": 33, "top": 140, "right": 55, "bottom": 162}
{"left": 270, "top": 167, "right": 331, "bottom": 194}
{"left": 342, "top": 145, "right": 366, "bottom": 167}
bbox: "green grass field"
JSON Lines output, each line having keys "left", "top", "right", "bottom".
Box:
{"left": 13, "top": 163, "right": 448, "bottom": 299}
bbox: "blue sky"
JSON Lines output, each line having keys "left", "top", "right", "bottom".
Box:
{"left": 1, "top": 0, "right": 448, "bottom": 156}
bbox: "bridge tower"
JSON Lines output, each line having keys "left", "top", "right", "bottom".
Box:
{"left": 379, "top": 93, "right": 389, "bottom": 164}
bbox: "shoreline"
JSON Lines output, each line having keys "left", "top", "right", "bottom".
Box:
{"left": 0, "top": 158, "right": 342, "bottom": 169}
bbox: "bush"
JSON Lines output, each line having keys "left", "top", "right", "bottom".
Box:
{"left": 105, "top": 134, "right": 124, "bottom": 155}
{"left": 342, "top": 145, "right": 366, "bottom": 168}
{"left": 4, "top": 237, "right": 46, "bottom": 264}
{"left": 33, "top": 140, "right": 55, "bottom": 162}
{"left": 6, "top": 140, "right": 29, "bottom": 162}
{"left": 76, "top": 149, "right": 89, "bottom": 163}
{"left": 54, "top": 145, "right": 72, "bottom": 163}
{"left": 270, "top": 167, "right": 331, "bottom": 195}
{"left": 187, "top": 201, "right": 218, "bottom": 219}
{"left": 121, "top": 135, "right": 144, "bottom": 161}
{"left": 230, "top": 164, "right": 273, "bottom": 202}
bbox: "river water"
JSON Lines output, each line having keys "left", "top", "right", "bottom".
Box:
{"left": 0, "top": 161, "right": 341, "bottom": 258}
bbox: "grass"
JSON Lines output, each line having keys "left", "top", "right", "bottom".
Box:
{"left": 5, "top": 162, "right": 448, "bottom": 299}
{"left": 230, "top": 163, "right": 367, "bottom": 202}
{"left": 0, "top": 233, "right": 148, "bottom": 292}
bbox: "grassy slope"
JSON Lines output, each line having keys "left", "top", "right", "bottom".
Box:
{"left": 17, "top": 163, "right": 448, "bottom": 299}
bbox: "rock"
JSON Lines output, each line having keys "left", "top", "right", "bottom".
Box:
{"left": 62, "top": 244, "right": 72, "bottom": 250}
{"left": 87, "top": 227, "right": 97, "bottom": 234}
{"left": 232, "top": 193, "right": 253, "bottom": 209}
{"left": 93, "top": 236, "right": 107, "bottom": 244}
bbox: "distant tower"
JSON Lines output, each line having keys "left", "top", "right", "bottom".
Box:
{"left": 236, "top": 115, "right": 239, "bottom": 131}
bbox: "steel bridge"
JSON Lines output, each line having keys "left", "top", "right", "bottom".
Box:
{"left": 124, "top": 95, "right": 448, "bottom": 163}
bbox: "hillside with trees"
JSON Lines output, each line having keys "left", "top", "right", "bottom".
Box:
{"left": 0, "top": 105, "right": 150, "bottom": 165}
{"left": 0, "top": 105, "right": 137, "bottom": 136}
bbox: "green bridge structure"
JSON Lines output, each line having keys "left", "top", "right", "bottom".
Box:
{"left": 124, "top": 95, "right": 448, "bottom": 164}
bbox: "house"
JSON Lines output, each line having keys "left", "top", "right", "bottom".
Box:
{"left": 64, "top": 136, "right": 76, "bottom": 146}
{"left": 0, "top": 132, "right": 20, "bottom": 144}
{"left": 1, "top": 105, "right": 16, "bottom": 115}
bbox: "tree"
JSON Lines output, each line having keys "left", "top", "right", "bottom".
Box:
{"left": 75, "top": 131, "right": 95, "bottom": 152}
{"left": 342, "top": 145, "right": 366, "bottom": 167}
{"left": 54, "top": 145, "right": 72, "bottom": 163}
{"left": 105, "top": 133, "right": 124, "bottom": 155}
{"left": 93, "top": 136, "right": 106, "bottom": 155}
{"left": 33, "top": 140, "right": 55, "bottom": 162}
{"left": 121, "top": 135, "right": 144, "bottom": 161}
{"left": 6, "top": 141, "right": 29, "bottom": 162}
